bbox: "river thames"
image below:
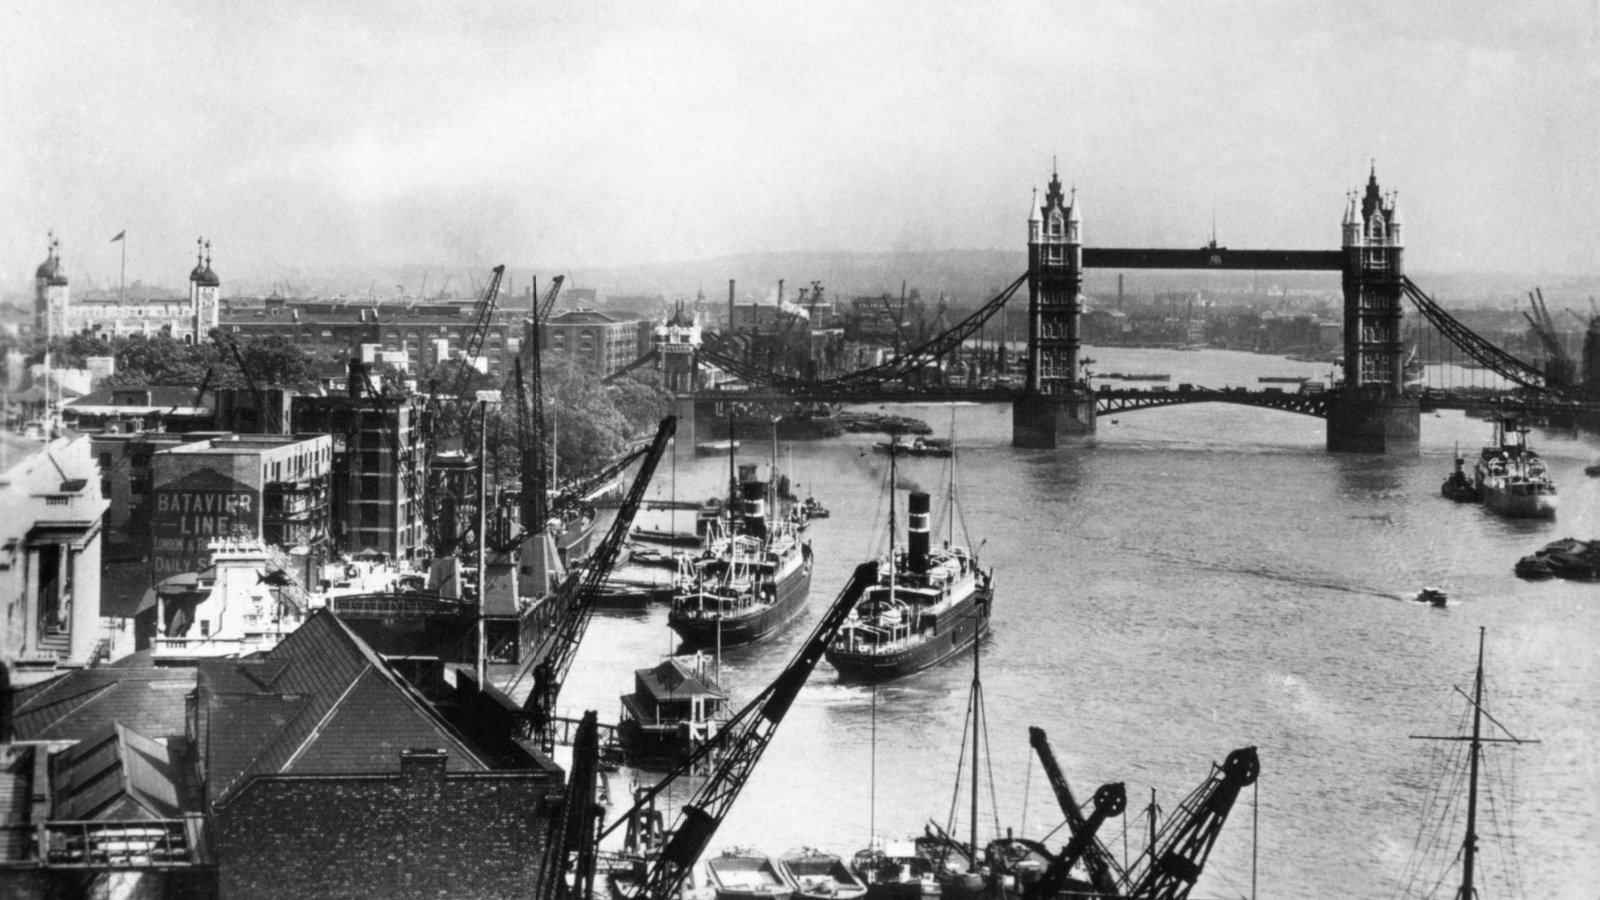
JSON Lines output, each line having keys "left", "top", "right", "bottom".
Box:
{"left": 554, "top": 346, "right": 1599, "bottom": 899}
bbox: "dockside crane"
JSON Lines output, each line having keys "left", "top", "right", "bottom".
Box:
{"left": 1123, "top": 747, "right": 1259, "bottom": 900}
{"left": 535, "top": 711, "right": 604, "bottom": 900}
{"left": 1027, "top": 726, "right": 1126, "bottom": 897}
{"left": 594, "top": 561, "right": 881, "bottom": 900}
{"left": 211, "top": 333, "right": 282, "bottom": 434}
{"left": 521, "top": 274, "right": 564, "bottom": 539}
{"left": 515, "top": 416, "right": 677, "bottom": 748}
{"left": 1521, "top": 287, "right": 1575, "bottom": 389}
{"left": 425, "top": 264, "right": 506, "bottom": 556}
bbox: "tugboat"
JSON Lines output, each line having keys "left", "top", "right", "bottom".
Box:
{"left": 668, "top": 461, "right": 813, "bottom": 648}
{"left": 1473, "top": 416, "right": 1557, "bottom": 519}
{"left": 827, "top": 440, "right": 992, "bottom": 683}
{"left": 1413, "top": 587, "right": 1449, "bottom": 607}
{"left": 1440, "top": 446, "right": 1480, "bottom": 503}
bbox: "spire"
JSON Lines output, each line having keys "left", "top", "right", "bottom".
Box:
{"left": 1067, "top": 186, "right": 1081, "bottom": 224}
{"left": 196, "top": 236, "right": 204, "bottom": 267}
{"left": 1028, "top": 186, "right": 1041, "bottom": 223}
{"left": 205, "top": 239, "right": 212, "bottom": 268}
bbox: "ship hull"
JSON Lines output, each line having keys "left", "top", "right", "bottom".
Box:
{"left": 1480, "top": 485, "right": 1557, "bottom": 519}
{"left": 826, "top": 587, "right": 992, "bottom": 683}
{"left": 668, "top": 558, "right": 813, "bottom": 648}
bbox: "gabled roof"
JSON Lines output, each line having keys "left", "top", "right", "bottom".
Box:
{"left": 11, "top": 667, "right": 196, "bottom": 742}
{"left": 51, "top": 723, "right": 192, "bottom": 821}
{"left": 199, "top": 610, "right": 497, "bottom": 804}
{"left": 635, "top": 657, "right": 726, "bottom": 701}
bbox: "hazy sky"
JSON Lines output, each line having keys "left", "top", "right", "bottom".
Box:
{"left": 4, "top": 1, "right": 1597, "bottom": 290}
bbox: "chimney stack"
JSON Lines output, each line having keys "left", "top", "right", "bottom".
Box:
{"left": 908, "top": 491, "right": 931, "bottom": 574}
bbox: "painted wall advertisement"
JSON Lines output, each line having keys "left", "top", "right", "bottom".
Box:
{"left": 151, "top": 468, "right": 260, "bottom": 577}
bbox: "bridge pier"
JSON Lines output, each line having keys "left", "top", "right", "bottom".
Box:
{"left": 673, "top": 395, "right": 698, "bottom": 448}
{"left": 1012, "top": 392, "right": 1096, "bottom": 448}
{"left": 1325, "top": 394, "right": 1419, "bottom": 454}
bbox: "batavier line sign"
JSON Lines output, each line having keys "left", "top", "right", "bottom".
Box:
{"left": 150, "top": 468, "right": 261, "bottom": 575}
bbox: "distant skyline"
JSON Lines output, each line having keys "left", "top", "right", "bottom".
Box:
{"left": 4, "top": 1, "right": 1598, "bottom": 292}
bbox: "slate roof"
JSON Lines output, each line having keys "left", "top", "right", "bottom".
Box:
{"left": 635, "top": 657, "right": 726, "bottom": 702}
{"left": 10, "top": 667, "right": 196, "bottom": 742}
{"left": 51, "top": 723, "right": 190, "bottom": 821}
{"left": 199, "top": 609, "right": 500, "bottom": 804}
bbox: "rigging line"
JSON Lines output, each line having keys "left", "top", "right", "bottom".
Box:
{"left": 945, "top": 680, "right": 977, "bottom": 841}
{"left": 980, "top": 687, "right": 1002, "bottom": 838}
{"left": 1019, "top": 747, "right": 1032, "bottom": 839}
{"left": 869, "top": 677, "right": 877, "bottom": 847}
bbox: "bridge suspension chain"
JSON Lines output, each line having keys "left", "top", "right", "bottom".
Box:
{"left": 1403, "top": 277, "right": 1548, "bottom": 392}
{"left": 697, "top": 272, "right": 1030, "bottom": 392}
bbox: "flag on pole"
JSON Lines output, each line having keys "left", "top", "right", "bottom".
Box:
{"left": 110, "top": 230, "right": 126, "bottom": 242}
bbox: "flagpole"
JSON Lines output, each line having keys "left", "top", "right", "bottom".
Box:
{"left": 119, "top": 235, "right": 126, "bottom": 305}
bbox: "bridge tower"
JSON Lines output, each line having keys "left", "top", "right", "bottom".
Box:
{"left": 1327, "top": 167, "right": 1419, "bottom": 453}
{"left": 1013, "top": 168, "right": 1096, "bottom": 447}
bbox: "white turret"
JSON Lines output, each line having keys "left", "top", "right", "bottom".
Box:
{"left": 1387, "top": 192, "right": 1403, "bottom": 245}
{"left": 1028, "top": 187, "right": 1041, "bottom": 243}
{"left": 1066, "top": 187, "right": 1082, "bottom": 244}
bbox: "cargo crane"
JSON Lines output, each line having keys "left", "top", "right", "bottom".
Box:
{"left": 1122, "top": 747, "right": 1259, "bottom": 900}
{"left": 1520, "top": 287, "right": 1575, "bottom": 390}
{"left": 515, "top": 416, "right": 677, "bottom": 749}
{"left": 425, "top": 264, "right": 506, "bottom": 556}
{"left": 1019, "top": 782, "right": 1127, "bottom": 900}
{"left": 593, "top": 561, "right": 881, "bottom": 900}
{"left": 211, "top": 333, "right": 282, "bottom": 434}
{"left": 522, "top": 274, "right": 564, "bottom": 539}
{"left": 1027, "top": 726, "right": 1126, "bottom": 897}
{"left": 535, "top": 711, "right": 604, "bottom": 900}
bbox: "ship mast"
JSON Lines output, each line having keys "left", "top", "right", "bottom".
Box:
{"left": 887, "top": 435, "right": 897, "bottom": 606}
{"left": 1408, "top": 627, "right": 1538, "bottom": 900}
{"left": 1457, "top": 630, "right": 1485, "bottom": 900}
{"left": 969, "top": 603, "right": 980, "bottom": 867}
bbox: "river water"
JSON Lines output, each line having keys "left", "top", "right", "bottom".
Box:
{"left": 553, "top": 347, "right": 1600, "bottom": 899}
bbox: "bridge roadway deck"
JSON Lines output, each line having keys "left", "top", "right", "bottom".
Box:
{"left": 690, "top": 386, "right": 1600, "bottom": 422}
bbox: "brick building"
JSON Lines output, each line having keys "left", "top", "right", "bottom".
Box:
{"left": 290, "top": 387, "right": 426, "bottom": 560}
{"left": 148, "top": 434, "right": 334, "bottom": 578}
{"left": 3, "top": 609, "right": 565, "bottom": 899}
{"left": 543, "top": 309, "right": 651, "bottom": 375}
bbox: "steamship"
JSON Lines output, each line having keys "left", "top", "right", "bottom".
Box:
{"left": 667, "top": 462, "right": 813, "bottom": 648}
{"left": 825, "top": 489, "right": 992, "bottom": 683}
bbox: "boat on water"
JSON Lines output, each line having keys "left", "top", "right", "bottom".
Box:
{"left": 848, "top": 841, "right": 937, "bottom": 900}
{"left": 616, "top": 653, "right": 730, "bottom": 769}
{"left": 1257, "top": 375, "right": 1310, "bottom": 383}
{"left": 1411, "top": 587, "right": 1448, "bottom": 607}
{"left": 1513, "top": 536, "right": 1600, "bottom": 581}
{"left": 669, "top": 461, "right": 814, "bottom": 648}
{"left": 872, "top": 437, "right": 953, "bottom": 458}
{"left": 828, "top": 441, "right": 992, "bottom": 683}
{"left": 1396, "top": 629, "right": 1538, "bottom": 899}
{"left": 698, "top": 439, "right": 741, "bottom": 456}
{"left": 706, "top": 848, "right": 795, "bottom": 900}
{"left": 778, "top": 849, "right": 867, "bottom": 900}
{"left": 1473, "top": 417, "right": 1557, "bottom": 519}
{"left": 632, "top": 526, "right": 703, "bottom": 547}
{"left": 1440, "top": 448, "right": 1480, "bottom": 503}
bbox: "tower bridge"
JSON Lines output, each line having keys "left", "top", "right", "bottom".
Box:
{"left": 656, "top": 166, "right": 1571, "bottom": 454}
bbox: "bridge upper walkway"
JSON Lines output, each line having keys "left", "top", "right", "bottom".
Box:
{"left": 673, "top": 268, "right": 1577, "bottom": 416}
